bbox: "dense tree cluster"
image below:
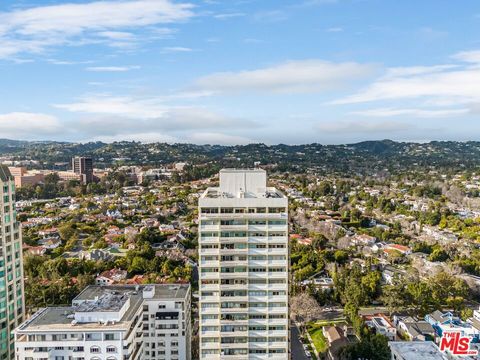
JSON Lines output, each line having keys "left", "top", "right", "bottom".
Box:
{"left": 381, "top": 272, "right": 469, "bottom": 316}
{"left": 24, "top": 256, "right": 105, "bottom": 311}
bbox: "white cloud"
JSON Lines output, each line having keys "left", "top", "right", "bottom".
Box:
{"left": 0, "top": 112, "right": 63, "bottom": 138}
{"left": 85, "top": 66, "right": 141, "bottom": 72}
{"left": 214, "top": 12, "right": 245, "bottom": 19}
{"left": 55, "top": 95, "right": 168, "bottom": 119}
{"left": 451, "top": 50, "right": 480, "bottom": 64}
{"left": 333, "top": 52, "right": 480, "bottom": 106}
{"left": 317, "top": 120, "right": 411, "bottom": 134}
{"left": 193, "top": 59, "right": 376, "bottom": 94}
{"left": 162, "top": 46, "right": 194, "bottom": 53}
{"left": 326, "top": 27, "right": 343, "bottom": 32}
{"left": 187, "top": 132, "right": 254, "bottom": 145}
{"left": 0, "top": 0, "right": 194, "bottom": 59}
{"left": 382, "top": 65, "right": 459, "bottom": 78}
{"left": 97, "top": 31, "right": 136, "bottom": 41}
{"left": 326, "top": 51, "right": 480, "bottom": 125}
{"left": 89, "top": 132, "right": 179, "bottom": 143}
{"left": 253, "top": 10, "right": 288, "bottom": 23}
{"left": 149, "top": 27, "right": 178, "bottom": 39}
{"left": 89, "top": 131, "right": 254, "bottom": 145}
{"left": 351, "top": 107, "right": 469, "bottom": 118}
{"left": 47, "top": 59, "right": 93, "bottom": 65}
{"left": 54, "top": 94, "right": 257, "bottom": 132}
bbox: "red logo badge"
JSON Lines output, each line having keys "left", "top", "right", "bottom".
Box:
{"left": 439, "top": 330, "right": 478, "bottom": 356}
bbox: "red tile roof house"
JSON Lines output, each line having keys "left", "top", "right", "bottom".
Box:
{"left": 23, "top": 245, "right": 47, "bottom": 256}
{"left": 298, "top": 238, "right": 313, "bottom": 246}
{"left": 126, "top": 275, "right": 146, "bottom": 285}
{"left": 362, "top": 313, "right": 397, "bottom": 340}
{"left": 95, "top": 269, "right": 128, "bottom": 286}
{"left": 104, "top": 233, "right": 122, "bottom": 246}
{"left": 384, "top": 244, "right": 412, "bottom": 255}
{"left": 106, "top": 226, "right": 123, "bottom": 235}
{"left": 290, "top": 234, "right": 313, "bottom": 246}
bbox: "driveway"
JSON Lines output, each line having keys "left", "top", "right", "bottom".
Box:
{"left": 318, "top": 307, "right": 344, "bottom": 321}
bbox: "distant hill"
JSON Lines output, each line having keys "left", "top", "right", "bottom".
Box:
{"left": 350, "top": 139, "right": 400, "bottom": 154}
{"left": 0, "top": 139, "right": 479, "bottom": 175}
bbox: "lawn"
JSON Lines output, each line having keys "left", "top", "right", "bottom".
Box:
{"left": 307, "top": 318, "right": 348, "bottom": 354}
{"left": 313, "top": 318, "right": 347, "bottom": 327}
{"left": 307, "top": 323, "right": 328, "bottom": 354}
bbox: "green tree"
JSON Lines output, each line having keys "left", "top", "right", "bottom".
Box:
{"left": 341, "top": 334, "right": 390, "bottom": 360}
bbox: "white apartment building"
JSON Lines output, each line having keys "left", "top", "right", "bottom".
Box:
{"left": 0, "top": 166, "right": 25, "bottom": 360}
{"left": 14, "top": 284, "right": 191, "bottom": 360}
{"left": 198, "top": 169, "right": 289, "bottom": 359}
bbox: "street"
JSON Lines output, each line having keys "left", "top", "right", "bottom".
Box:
{"left": 291, "top": 325, "right": 310, "bottom": 360}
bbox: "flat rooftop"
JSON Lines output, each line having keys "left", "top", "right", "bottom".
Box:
{"left": 202, "top": 186, "right": 285, "bottom": 199}
{"left": 16, "top": 297, "right": 142, "bottom": 332}
{"left": 202, "top": 168, "right": 285, "bottom": 199}
{"left": 16, "top": 284, "right": 189, "bottom": 333}
{"left": 75, "top": 284, "right": 189, "bottom": 302}
{"left": 388, "top": 341, "right": 448, "bottom": 360}
{"left": 75, "top": 291, "right": 129, "bottom": 313}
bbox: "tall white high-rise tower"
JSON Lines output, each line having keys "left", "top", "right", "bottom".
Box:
{"left": 198, "top": 169, "right": 289, "bottom": 359}
{"left": 0, "top": 166, "right": 24, "bottom": 359}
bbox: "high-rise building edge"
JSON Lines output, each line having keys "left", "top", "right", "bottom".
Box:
{"left": 72, "top": 156, "right": 94, "bottom": 184}
{"left": 0, "top": 166, "right": 25, "bottom": 359}
{"left": 198, "top": 169, "right": 289, "bottom": 359}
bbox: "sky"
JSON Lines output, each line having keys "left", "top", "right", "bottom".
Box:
{"left": 1, "top": 0, "right": 480, "bottom": 145}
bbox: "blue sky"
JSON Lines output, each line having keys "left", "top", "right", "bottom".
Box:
{"left": 1, "top": 0, "right": 480, "bottom": 144}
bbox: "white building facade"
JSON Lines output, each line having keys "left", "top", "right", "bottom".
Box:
{"left": 0, "top": 166, "right": 25, "bottom": 360}
{"left": 199, "top": 169, "right": 289, "bottom": 359}
{"left": 14, "top": 284, "right": 191, "bottom": 360}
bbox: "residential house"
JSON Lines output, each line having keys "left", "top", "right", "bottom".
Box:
{"left": 381, "top": 265, "right": 406, "bottom": 285}
{"left": 155, "top": 249, "right": 196, "bottom": 267}
{"left": 351, "top": 234, "right": 376, "bottom": 246}
{"left": 38, "top": 227, "right": 59, "bottom": 238}
{"left": 23, "top": 245, "right": 47, "bottom": 256}
{"left": 384, "top": 244, "right": 412, "bottom": 255}
{"left": 153, "top": 237, "right": 185, "bottom": 252}
{"left": 159, "top": 223, "right": 175, "bottom": 232}
{"left": 363, "top": 314, "right": 397, "bottom": 340}
{"left": 95, "top": 269, "right": 128, "bottom": 286}
{"left": 323, "top": 325, "right": 350, "bottom": 360}
{"left": 396, "top": 316, "right": 435, "bottom": 341}
{"left": 106, "top": 209, "right": 122, "bottom": 219}
{"left": 80, "top": 249, "right": 113, "bottom": 261}
{"left": 425, "top": 310, "right": 480, "bottom": 342}
{"left": 473, "top": 305, "right": 480, "bottom": 322}
{"left": 38, "top": 237, "right": 62, "bottom": 250}
{"left": 307, "top": 277, "right": 334, "bottom": 290}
